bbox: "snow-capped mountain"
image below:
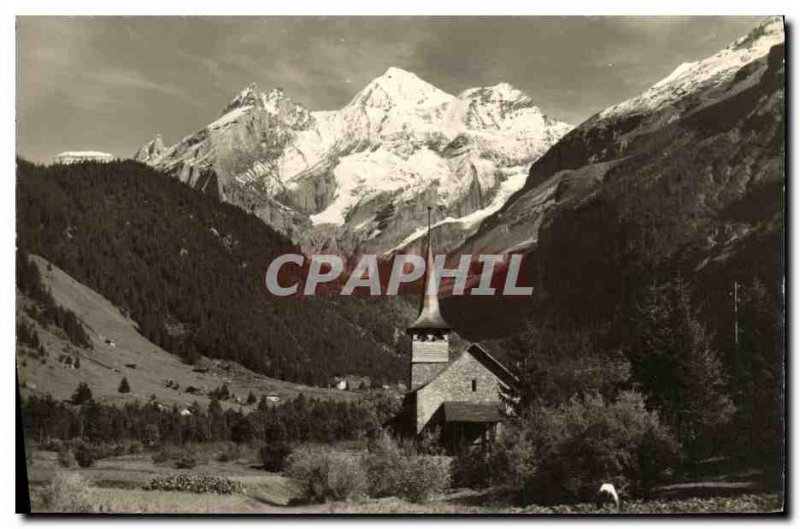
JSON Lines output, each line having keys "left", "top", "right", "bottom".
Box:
{"left": 598, "top": 17, "right": 784, "bottom": 121}
{"left": 455, "top": 16, "right": 784, "bottom": 261}
{"left": 135, "top": 67, "right": 571, "bottom": 254}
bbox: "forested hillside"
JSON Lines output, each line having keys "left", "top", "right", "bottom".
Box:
{"left": 442, "top": 23, "right": 784, "bottom": 482}
{"left": 17, "top": 159, "right": 413, "bottom": 386}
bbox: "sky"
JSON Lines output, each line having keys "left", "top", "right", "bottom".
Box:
{"left": 16, "top": 16, "right": 763, "bottom": 163}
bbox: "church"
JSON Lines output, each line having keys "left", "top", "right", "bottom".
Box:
{"left": 398, "top": 221, "right": 519, "bottom": 453}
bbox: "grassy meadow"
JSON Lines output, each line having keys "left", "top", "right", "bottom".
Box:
{"left": 25, "top": 447, "right": 782, "bottom": 514}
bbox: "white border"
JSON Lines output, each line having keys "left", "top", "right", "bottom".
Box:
{"left": 3, "top": 2, "right": 797, "bottom": 528}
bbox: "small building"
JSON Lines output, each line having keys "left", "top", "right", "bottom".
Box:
{"left": 398, "top": 223, "right": 518, "bottom": 453}
{"left": 266, "top": 394, "right": 281, "bottom": 403}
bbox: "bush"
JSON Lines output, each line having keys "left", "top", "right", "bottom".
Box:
{"left": 217, "top": 443, "right": 242, "bottom": 463}
{"left": 57, "top": 446, "right": 76, "bottom": 468}
{"left": 41, "top": 438, "right": 65, "bottom": 452}
{"left": 74, "top": 444, "right": 96, "bottom": 468}
{"left": 127, "top": 440, "right": 143, "bottom": 454}
{"left": 41, "top": 471, "right": 92, "bottom": 513}
{"left": 285, "top": 444, "right": 367, "bottom": 503}
{"left": 512, "top": 391, "right": 680, "bottom": 505}
{"left": 151, "top": 450, "right": 170, "bottom": 465}
{"left": 452, "top": 431, "right": 537, "bottom": 491}
{"left": 151, "top": 445, "right": 185, "bottom": 465}
{"left": 146, "top": 473, "right": 245, "bottom": 495}
{"left": 174, "top": 455, "right": 197, "bottom": 469}
{"left": 364, "top": 433, "right": 405, "bottom": 498}
{"left": 363, "top": 433, "right": 451, "bottom": 502}
{"left": 260, "top": 440, "right": 292, "bottom": 472}
{"left": 396, "top": 455, "right": 451, "bottom": 502}
{"left": 452, "top": 448, "right": 493, "bottom": 489}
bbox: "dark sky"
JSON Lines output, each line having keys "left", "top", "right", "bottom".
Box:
{"left": 17, "top": 16, "right": 762, "bottom": 163}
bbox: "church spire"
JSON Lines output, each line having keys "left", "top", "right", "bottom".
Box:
{"left": 407, "top": 207, "right": 451, "bottom": 332}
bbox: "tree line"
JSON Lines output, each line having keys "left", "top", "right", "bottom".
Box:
{"left": 16, "top": 159, "right": 411, "bottom": 386}
{"left": 16, "top": 249, "right": 91, "bottom": 349}
{"left": 22, "top": 389, "right": 395, "bottom": 447}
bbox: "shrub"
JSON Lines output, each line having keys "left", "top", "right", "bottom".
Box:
{"left": 74, "top": 444, "right": 96, "bottom": 468}
{"left": 146, "top": 473, "right": 245, "bottom": 495}
{"left": 395, "top": 455, "right": 451, "bottom": 502}
{"left": 174, "top": 455, "right": 197, "bottom": 469}
{"left": 127, "top": 440, "right": 143, "bottom": 454}
{"left": 118, "top": 377, "right": 131, "bottom": 394}
{"left": 151, "top": 450, "right": 170, "bottom": 464}
{"left": 452, "top": 431, "right": 537, "bottom": 491}
{"left": 452, "top": 448, "right": 493, "bottom": 489}
{"left": 260, "top": 440, "right": 292, "bottom": 472}
{"left": 57, "top": 446, "right": 76, "bottom": 468}
{"left": 362, "top": 433, "right": 451, "bottom": 502}
{"left": 513, "top": 391, "right": 680, "bottom": 505}
{"left": 41, "top": 438, "right": 64, "bottom": 452}
{"left": 285, "top": 444, "right": 367, "bottom": 503}
{"left": 151, "top": 445, "right": 207, "bottom": 469}
{"left": 41, "top": 471, "right": 92, "bottom": 513}
{"left": 217, "top": 443, "right": 242, "bottom": 463}
{"left": 151, "top": 445, "right": 183, "bottom": 465}
{"left": 325, "top": 451, "right": 368, "bottom": 502}
{"left": 363, "top": 433, "right": 405, "bottom": 498}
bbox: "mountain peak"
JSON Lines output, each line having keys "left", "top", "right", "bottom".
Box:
{"left": 351, "top": 67, "right": 454, "bottom": 109}
{"left": 380, "top": 66, "right": 420, "bottom": 81}
{"left": 224, "top": 83, "right": 261, "bottom": 113}
{"left": 134, "top": 133, "right": 166, "bottom": 163}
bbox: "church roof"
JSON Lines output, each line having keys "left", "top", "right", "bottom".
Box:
{"left": 407, "top": 302, "right": 451, "bottom": 331}
{"left": 407, "top": 215, "right": 451, "bottom": 332}
{"left": 463, "top": 343, "right": 520, "bottom": 389}
{"left": 409, "top": 342, "right": 519, "bottom": 394}
{"left": 443, "top": 401, "right": 503, "bottom": 423}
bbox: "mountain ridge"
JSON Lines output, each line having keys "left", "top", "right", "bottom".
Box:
{"left": 442, "top": 16, "right": 784, "bottom": 342}
{"left": 135, "top": 67, "right": 572, "bottom": 255}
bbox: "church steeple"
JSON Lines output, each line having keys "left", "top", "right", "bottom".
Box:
{"left": 408, "top": 207, "right": 451, "bottom": 332}
{"left": 407, "top": 207, "right": 451, "bottom": 391}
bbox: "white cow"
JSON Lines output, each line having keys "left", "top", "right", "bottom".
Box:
{"left": 596, "top": 483, "right": 620, "bottom": 511}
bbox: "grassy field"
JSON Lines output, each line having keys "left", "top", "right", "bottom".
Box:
{"left": 25, "top": 449, "right": 782, "bottom": 514}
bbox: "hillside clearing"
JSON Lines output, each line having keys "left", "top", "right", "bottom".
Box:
{"left": 17, "top": 255, "right": 360, "bottom": 410}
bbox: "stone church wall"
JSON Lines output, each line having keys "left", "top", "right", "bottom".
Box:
{"left": 415, "top": 349, "right": 505, "bottom": 433}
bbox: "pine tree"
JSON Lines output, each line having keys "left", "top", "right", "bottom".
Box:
{"left": 246, "top": 391, "right": 257, "bottom": 405}
{"left": 118, "top": 377, "right": 131, "bottom": 394}
{"left": 71, "top": 382, "right": 92, "bottom": 404}
{"left": 629, "top": 276, "right": 734, "bottom": 457}
{"left": 731, "top": 279, "right": 783, "bottom": 474}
